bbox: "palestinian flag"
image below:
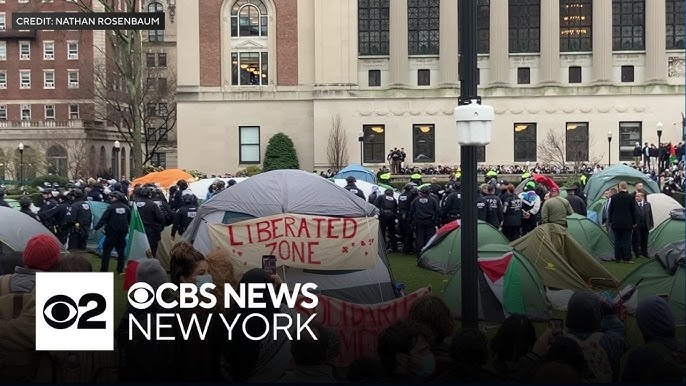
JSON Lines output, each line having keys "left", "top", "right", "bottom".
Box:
{"left": 421, "top": 220, "right": 460, "bottom": 253}
{"left": 669, "top": 143, "right": 677, "bottom": 165}
{"left": 123, "top": 205, "right": 151, "bottom": 290}
{"left": 478, "top": 252, "right": 525, "bottom": 316}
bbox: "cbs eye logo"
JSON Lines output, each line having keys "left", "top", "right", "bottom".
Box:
{"left": 127, "top": 282, "right": 157, "bottom": 309}
{"left": 42, "top": 293, "right": 107, "bottom": 330}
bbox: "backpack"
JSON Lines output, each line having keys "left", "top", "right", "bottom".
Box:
{"left": 566, "top": 332, "right": 613, "bottom": 383}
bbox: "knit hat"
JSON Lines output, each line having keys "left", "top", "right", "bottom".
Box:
{"left": 136, "top": 259, "right": 168, "bottom": 290}
{"left": 636, "top": 296, "right": 677, "bottom": 348}
{"left": 23, "top": 233, "right": 61, "bottom": 271}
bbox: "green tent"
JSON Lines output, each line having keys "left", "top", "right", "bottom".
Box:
{"left": 648, "top": 209, "right": 685, "bottom": 257}
{"left": 5, "top": 198, "right": 20, "bottom": 209}
{"left": 588, "top": 197, "right": 607, "bottom": 224}
{"left": 620, "top": 240, "right": 684, "bottom": 324}
{"left": 441, "top": 244, "right": 551, "bottom": 322}
{"left": 584, "top": 164, "right": 660, "bottom": 202}
{"left": 418, "top": 220, "right": 509, "bottom": 274}
{"left": 510, "top": 224, "right": 617, "bottom": 291}
{"left": 566, "top": 213, "right": 615, "bottom": 262}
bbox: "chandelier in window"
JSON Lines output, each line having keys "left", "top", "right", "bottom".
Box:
{"left": 560, "top": 2, "right": 588, "bottom": 37}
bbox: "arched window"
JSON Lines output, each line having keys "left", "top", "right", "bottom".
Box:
{"left": 120, "top": 147, "right": 127, "bottom": 178}
{"left": 99, "top": 146, "right": 107, "bottom": 174}
{"left": 148, "top": 2, "right": 165, "bottom": 42}
{"left": 612, "top": 0, "right": 645, "bottom": 51}
{"left": 47, "top": 145, "right": 68, "bottom": 177}
{"left": 509, "top": 0, "right": 541, "bottom": 53}
{"left": 227, "top": 0, "right": 271, "bottom": 86}
{"left": 231, "top": 0, "right": 268, "bottom": 37}
{"left": 408, "top": 0, "right": 440, "bottom": 55}
{"left": 358, "top": 0, "right": 389, "bottom": 56}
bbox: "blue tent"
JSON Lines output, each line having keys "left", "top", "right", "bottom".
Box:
{"left": 335, "top": 164, "right": 376, "bottom": 183}
{"left": 87, "top": 201, "right": 110, "bottom": 252}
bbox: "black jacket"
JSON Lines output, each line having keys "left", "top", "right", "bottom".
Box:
{"left": 41, "top": 201, "right": 70, "bottom": 228}
{"left": 483, "top": 194, "right": 504, "bottom": 228}
{"left": 66, "top": 200, "right": 93, "bottom": 228}
{"left": 153, "top": 199, "right": 175, "bottom": 227}
{"left": 87, "top": 186, "right": 103, "bottom": 202}
{"left": 608, "top": 191, "right": 637, "bottom": 230}
{"left": 397, "top": 192, "right": 414, "bottom": 214}
{"left": 95, "top": 201, "right": 131, "bottom": 235}
{"left": 172, "top": 204, "right": 198, "bottom": 237}
{"left": 567, "top": 194, "right": 587, "bottom": 216}
{"left": 502, "top": 194, "right": 523, "bottom": 227}
{"left": 409, "top": 193, "right": 439, "bottom": 224}
{"left": 344, "top": 184, "right": 366, "bottom": 201}
{"left": 375, "top": 194, "right": 398, "bottom": 217}
{"left": 133, "top": 198, "right": 165, "bottom": 233}
{"left": 442, "top": 190, "right": 462, "bottom": 217}
{"left": 636, "top": 201, "right": 654, "bottom": 229}
{"left": 19, "top": 207, "right": 40, "bottom": 222}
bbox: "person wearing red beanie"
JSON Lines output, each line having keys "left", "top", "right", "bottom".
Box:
{"left": 0, "top": 233, "right": 62, "bottom": 296}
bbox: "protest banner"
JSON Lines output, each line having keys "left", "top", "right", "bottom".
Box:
{"left": 296, "top": 288, "right": 431, "bottom": 367}
{"left": 207, "top": 213, "right": 379, "bottom": 270}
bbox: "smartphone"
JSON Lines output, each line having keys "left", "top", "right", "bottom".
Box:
{"left": 549, "top": 318, "right": 564, "bottom": 336}
{"left": 657, "top": 293, "right": 670, "bottom": 301}
{"left": 261, "top": 255, "right": 277, "bottom": 275}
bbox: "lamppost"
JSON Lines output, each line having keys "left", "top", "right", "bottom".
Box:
{"left": 358, "top": 130, "right": 364, "bottom": 165}
{"left": 113, "top": 140, "right": 121, "bottom": 179}
{"left": 656, "top": 121, "right": 663, "bottom": 175}
{"left": 607, "top": 130, "right": 612, "bottom": 166}
{"left": 18, "top": 143, "right": 24, "bottom": 190}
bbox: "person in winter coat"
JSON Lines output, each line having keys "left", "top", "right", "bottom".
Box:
{"left": 375, "top": 189, "right": 398, "bottom": 252}
{"left": 501, "top": 185, "right": 522, "bottom": 241}
{"left": 0, "top": 233, "right": 61, "bottom": 296}
{"left": 518, "top": 183, "right": 541, "bottom": 236}
{"left": 94, "top": 192, "right": 131, "bottom": 274}
{"left": 482, "top": 185, "right": 504, "bottom": 229}
{"left": 65, "top": 189, "right": 92, "bottom": 251}
{"left": 18, "top": 196, "right": 39, "bottom": 222}
{"left": 409, "top": 186, "right": 439, "bottom": 256}
{"left": 343, "top": 176, "right": 366, "bottom": 201}
{"left": 565, "top": 188, "right": 587, "bottom": 216}
{"left": 171, "top": 194, "right": 198, "bottom": 240}
{"left": 132, "top": 187, "right": 165, "bottom": 258}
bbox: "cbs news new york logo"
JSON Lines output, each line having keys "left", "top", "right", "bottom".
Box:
{"left": 35, "top": 272, "right": 114, "bottom": 351}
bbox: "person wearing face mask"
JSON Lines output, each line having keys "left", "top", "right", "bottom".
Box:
{"left": 168, "top": 242, "right": 223, "bottom": 382}
{"left": 377, "top": 320, "right": 436, "bottom": 382}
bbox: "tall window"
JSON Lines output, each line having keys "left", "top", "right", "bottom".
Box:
{"left": 408, "top": 0, "right": 440, "bottom": 55}
{"left": 477, "top": 0, "right": 490, "bottom": 53}
{"left": 362, "top": 125, "right": 386, "bottom": 163}
{"left": 21, "top": 105, "right": 31, "bottom": 120}
{"left": 619, "top": 122, "right": 642, "bottom": 161}
{"left": 412, "top": 124, "right": 435, "bottom": 163}
{"left": 509, "top": 0, "right": 540, "bottom": 53}
{"left": 239, "top": 126, "right": 260, "bottom": 164}
{"left": 560, "top": 0, "right": 592, "bottom": 52}
{"left": 612, "top": 0, "right": 645, "bottom": 51}
{"left": 514, "top": 123, "right": 537, "bottom": 161}
{"left": 0, "top": 105, "right": 6, "bottom": 120}
{"left": 150, "top": 153, "right": 167, "bottom": 168}
{"left": 358, "top": 0, "right": 389, "bottom": 56}
{"left": 44, "top": 104, "right": 55, "bottom": 119}
{"left": 666, "top": 0, "right": 685, "bottom": 49}
{"left": 147, "top": 2, "right": 165, "bottom": 42}
{"left": 565, "top": 122, "right": 589, "bottom": 162}
{"left": 231, "top": 52, "right": 268, "bottom": 85}
{"left": 47, "top": 145, "right": 68, "bottom": 177}
{"left": 476, "top": 146, "right": 486, "bottom": 163}
{"left": 231, "top": 0, "right": 268, "bottom": 37}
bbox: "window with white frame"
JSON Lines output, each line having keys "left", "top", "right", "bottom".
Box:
{"left": 20, "top": 70, "right": 31, "bottom": 88}
{"left": 0, "top": 13, "right": 5, "bottom": 30}
{"left": 0, "top": 71, "right": 5, "bottom": 89}
{"left": 147, "top": 2, "right": 165, "bottom": 42}
{"left": 228, "top": 0, "right": 271, "bottom": 87}
{"left": 231, "top": 52, "right": 269, "bottom": 85}
{"left": 239, "top": 126, "right": 261, "bottom": 163}
{"left": 69, "top": 104, "right": 79, "bottom": 119}
{"left": 45, "top": 104, "right": 55, "bottom": 120}
{"left": 43, "top": 70, "right": 55, "bottom": 88}
{"left": 0, "top": 105, "right": 6, "bottom": 120}
{"left": 67, "top": 41, "right": 78, "bottom": 59}
{"left": 21, "top": 105, "right": 31, "bottom": 120}
{"left": 43, "top": 41, "right": 54, "bottom": 59}
{"left": 68, "top": 70, "right": 79, "bottom": 88}
{"left": 20, "top": 41, "right": 31, "bottom": 60}
{"left": 0, "top": 41, "right": 5, "bottom": 60}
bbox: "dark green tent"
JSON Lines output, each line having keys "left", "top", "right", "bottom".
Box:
{"left": 648, "top": 209, "right": 685, "bottom": 257}
{"left": 441, "top": 244, "right": 550, "bottom": 322}
{"left": 418, "top": 220, "right": 509, "bottom": 274}
{"left": 566, "top": 213, "right": 614, "bottom": 262}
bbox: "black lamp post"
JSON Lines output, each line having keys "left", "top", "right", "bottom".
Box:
{"left": 18, "top": 142, "right": 24, "bottom": 189}
{"left": 113, "top": 140, "right": 121, "bottom": 179}
{"left": 607, "top": 130, "right": 612, "bottom": 166}
{"left": 358, "top": 130, "right": 364, "bottom": 165}
{"left": 656, "top": 121, "right": 663, "bottom": 175}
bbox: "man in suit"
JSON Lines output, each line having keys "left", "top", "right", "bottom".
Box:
{"left": 602, "top": 188, "right": 617, "bottom": 242}
{"left": 609, "top": 182, "right": 638, "bottom": 263}
{"left": 632, "top": 192, "right": 654, "bottom": 258}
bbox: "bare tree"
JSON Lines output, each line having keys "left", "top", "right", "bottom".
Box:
{"left": 72, "top": 0, "right": 176, "bottom": 177}
{"left": 0, "top": 146, "right": 46, "bottom": 184}
{"left": 327, "top": 114, "right": 349, "bottom": 173}
{"left": 538, "top": 128, "right": 603, "bottom": 174}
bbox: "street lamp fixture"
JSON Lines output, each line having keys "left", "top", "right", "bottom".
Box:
{"left": 18, "top": 143, "right": 24, "bottom": 190}
{"left": 358, "top": 130, "right": 364, "bottom": 165}
{"left": 657, "top": 121, "right": 663, "bottom": 174}
{"left": 607, "top": 130, "right": 612, "bottom": 166}
{"left": 113, "top": 140, "right": 121, "bottom": 179}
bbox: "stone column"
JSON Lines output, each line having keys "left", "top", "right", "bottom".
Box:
{"left": 389, "top": 0, "right": 409, "bottom": 86}
{"left": 591, "top": 0, "right": 612, "bottom": 84}
{"left": 540, "top": 0, "right": 560, "bottom": 85}
{"left": 645, "top": 0, "right": 667, "bottom": 84}
{"left": 489, "top": 0, "right": 509, "bottom": 87}
{"left": 439, "top": 0, "right": 459, "bottom": 85}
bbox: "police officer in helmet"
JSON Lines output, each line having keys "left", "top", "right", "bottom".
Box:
{"left": 94, "top": 191, "right": 131, "bottom": 274}
{"left": 133, "top": 186, "right": 165, "bottom": 257}
{"left": 65, "top": 188, "right": 92, "bottom": 251}
{"left": 172, "top": 193, "right": 198, "bottom": 241}
{"left": 343, "top": 176, "right": 366, "bottom": 201}
{"left": 397, "top": 183, "right": 416, "bottom": 254}
{"left": 409, "top": 185, "right": 440, "bottom": 257}
{"left": 375, "top": 188, "right": 398, "bottom": 252}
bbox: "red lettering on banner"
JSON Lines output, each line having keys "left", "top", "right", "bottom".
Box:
{"left": 342, "top": 218, "right": 357, "bottom": 239}
{"left": 312, "top": 218, "right": 325, "bottom": 238}
{"left": 327, "top": 218, "right": 340, "bottom": 239}
{"left": 270, "top": 218, "right": 284, "bottom": 240}
{"left": 227, "top": 226, "right": 243, "bottom": 246}
{"left": 307, "top": 242, "right": 320, "bottom": 264}
{"left": 284, "top": 216, "right": 296, "bottom": 237}
{"left": 246, "top": 224, "right": 253, "bottom": 243}
{"left": 297, "top": 218, "right": 311, "bottom": 238}
{"left": 256, "top": 221, "right": 271, "bottom": 242}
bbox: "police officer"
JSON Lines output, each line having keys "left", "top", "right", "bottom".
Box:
{"left": 94, "top": 191, "right": 131, "bottom": 274}
{"left": 502, "top": 186, "right": 523, "bottom": 241}
{"left": 18, "top": 196, "right": 39, "bottom": 221}
{"left": 134, "top": 186, "right": 165, "bottom": 257}
{"left": 210, "top": 180, "right": 226, "bottom": 199}
{"left": 87, "top": 181, "right": 104, "bottom": 201}
{"left": 172, "top": 193, "right": 198, "bottom": 241}
{"left": 397, "top": 184, "right": 416, "bottom": 254}
{"left": 37, "top": 186, "right": 58, "bottom": 228}
{"left": 410, "top": 170, "right": 423, "bottom": 185}
{"left": 476, "top": 187, "right": 488, "bottom": 222}
{"left": 152, "top": 188, "right": 175, "bottom": 227}
{"left": 171, "top": 179, "right": 188, "bottom": 210}
{"left": 0, "top": 186, "right": 9, "bottom": 208}
{"left": 375, "top": 188, "right": 398, "bottom": 252}
{"left": 442, "top": 181, "right": 462, "bottom": 223}
{"left": 343, "top": 176, "right": 366, "bottom": 201}
{"left": 41, "top": 191, "right": 71, "bottom": 244}
{"left": 368, "top": 186, "right": 380, "bottom": 207}
{"left": 65, "top": 189, "right": 92, "bottom": 251}
{"left": 482, "top": 184, "right": 504, "bottom": 229}
{"left": 409, "top": 185, "right": 440, "bottom": 256}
